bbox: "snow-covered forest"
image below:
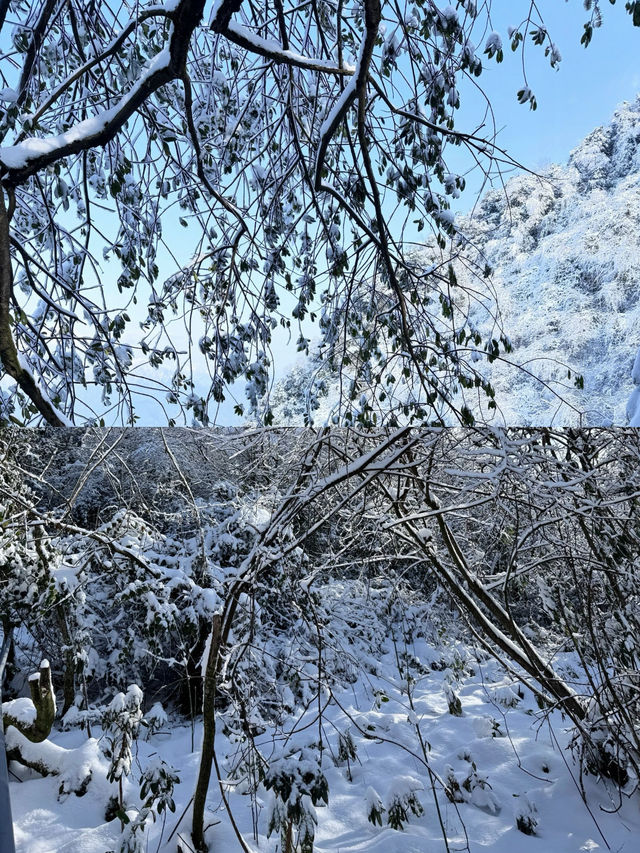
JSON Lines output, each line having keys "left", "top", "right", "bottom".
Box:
{"left": 2, "top": 1, "right": 640, "bottom": 851}
{"left": 2, "top": 427, "right": 640, "bottom": 852}
{"left": 0, "top": 0, "right": 638, "bottom": 427}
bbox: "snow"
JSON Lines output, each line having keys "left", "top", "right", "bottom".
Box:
{"left": 436, "top": 208, "right": 455, "bottom": 226}
{"left": 485, "top": 32, "right": 502, "bottom": 52}
{"left": 2, "top": 697, "right": 37, "bottom": 726}
{"left": 386, "top": 774, "right": 424, "bottom": 799}
{"left": 0, "top": 108, "right": 121, "bottom": 170}
{"left": 365, "top": 785, "right": 383, "bottom": 812}
{"left": 227, "top": 22, "right": 355, "bottom": 73}
{"left": 6, "top": 729, "right": 104, "bottom": 800}
{"left": 627, "top": 387, "right": 640, "bottom": 426}
{"left": 14, "top": 354, "right": 74, "bottom": 427}
{"left": 8, "top": 626, "right": 640, "bottom": 852}
{"left": 144, "top": 702, "right": 167, "bottom": 732}
{"left": 318, "top": 78, "right": 358, "bottom": 145}
{"left": 631, "top": 346, "right": 640, "bottom": 385}
{"left": 443, "top": 95, "right": 640, "bottom": 426}
{"left": 52, "top": 559, "right": 82, "bottom": 592}
{"left": 275, "top": 96, "right": 640, "bottom": 428}
{"left": 0, "top": 48, "right": 171, "bottom": 172}
{"left": 627, "top": 347, "right": 640, "bottom": 423}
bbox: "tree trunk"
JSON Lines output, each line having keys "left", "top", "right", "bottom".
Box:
{"left": 56, "top": 607, "right": 76, "bottom": 717}
{"left": 191, "top": 614, "right": 222, "bottom": 853}
{"left": 2, "top": 660, "right": 56, "bottom": 743}
{"left": 0, "top": 617, "right": 16, "bottom": 697}
{"left": 0, "top": 189, "right": 67, "bottom": 426}
{"left": 2, "top": 661, "right": 93, "bottom": 796}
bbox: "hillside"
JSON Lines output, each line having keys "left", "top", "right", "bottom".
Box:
{"left": 273, "top": 98, "right": 640, "bottom": 427}
{"left": 455, "top": 96, "right": 640, "bottom": 425}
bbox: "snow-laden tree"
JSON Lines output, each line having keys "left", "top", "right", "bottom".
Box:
{"left": 7, "top": 426, "right": 640, "bottom": 852}
{"left": 363, "top": 428, "right": 640, "bottom": 786}
{"left": 0, "top": 0, "right": 636, "bottom": 426}
{"left": 0, "top": 435, "right": 57, "bottom": 689}
{"left": 626, "top": 346, "right": 640, "bottom": 424}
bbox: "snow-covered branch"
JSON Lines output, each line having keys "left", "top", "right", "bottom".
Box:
{"left": 0, "top": 0, "right": 214, "bottom": 187}
{"left": 224, "top": 22, "right": 355, "bottom": 75}
{"left": 0, "top": 190, "right": 71, "bottom": 425}
{"left": 314, "top": 0, "right": 379, "bottom": 190}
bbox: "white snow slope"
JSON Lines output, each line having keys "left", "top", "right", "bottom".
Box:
{"left": 455, "top": 96, "right": 640, "bottom": 426}
{"left": 274, "top": 97, "right": 640, "bottom": 427}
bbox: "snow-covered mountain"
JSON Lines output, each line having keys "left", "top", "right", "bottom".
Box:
{"left": 457, "top": 96, "right": 640, "bottom": 425}
{"left": 272, "top": 97, "right": 640, "bottom": 427}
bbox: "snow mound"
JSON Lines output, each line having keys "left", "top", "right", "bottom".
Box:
{"left": 6, "top": 729, "right": 105, "bottom": 799}
{"left": 2, "top": 697, "right": 37, "bottom": 727}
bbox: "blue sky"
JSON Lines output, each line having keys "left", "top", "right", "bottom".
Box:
{"left": 454, "top": 0, "right": 640, "bottom": 201}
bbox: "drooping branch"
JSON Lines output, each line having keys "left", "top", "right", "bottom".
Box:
{"left": 15, "top": 0, "right": 60, "bottom": 111}
{"left": 314, "top": 0, "right": 379, "bottom": 191}
{"left": 20, "top": 5, "right": 177, "bottom": 138}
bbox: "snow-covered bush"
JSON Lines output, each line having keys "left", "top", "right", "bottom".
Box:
{"left": 142, "top": 702, "right": 168, "bottom": 739}
{"left": 336, "top": 730, "right": 358, "bottom": 781}
{"left": 445, "top": 761, "right": 500, "bottom": 814}
{"left": 264, "top": 747, "right": 328, "bottom": 853}
{"left": 102, "top": 684, "right": 144, "bottom": 779}
{"left": 385, "top": 777, "right": 424, "bottom": 831}
{"left": 116, "top": 758, "right": 180, "bottom": 853}
{"left": 365, "top": 786, "right": 385, "bottom": 826}
{"left": 47, "top": 491, "right": 261, "bottom": 715}
{"left": 0, "top": 439, "right": 57, "bottom": 644}
{"left": 514, "top": 795, "right": 538, "bottom": 835}
{"left": 444, "top": 682, "right": 463, "bottom": 716}
{"left": 102, "top": 684, "right": 144, "bottom": 824}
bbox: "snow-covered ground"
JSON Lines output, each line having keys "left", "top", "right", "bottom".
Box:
{"left": 8, "top": 633, "right": 639, "bottom": 852}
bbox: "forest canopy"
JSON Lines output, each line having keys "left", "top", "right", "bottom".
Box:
{"left": 0, "top": 0, "right": 637, "bottom": 427}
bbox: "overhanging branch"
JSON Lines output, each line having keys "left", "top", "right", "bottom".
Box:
{"left": 224, "top": 22, "right": 354, "bottom": 75}
{"left": 0, "top": 0, "right": 220, "bottom": 188}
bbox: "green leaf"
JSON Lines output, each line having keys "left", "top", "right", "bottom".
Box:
{"left": 626, "top": 2, "right": 640, "bottom": 26}
{"left": 461, "top": 406, "right": 475, "bottom": 426}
